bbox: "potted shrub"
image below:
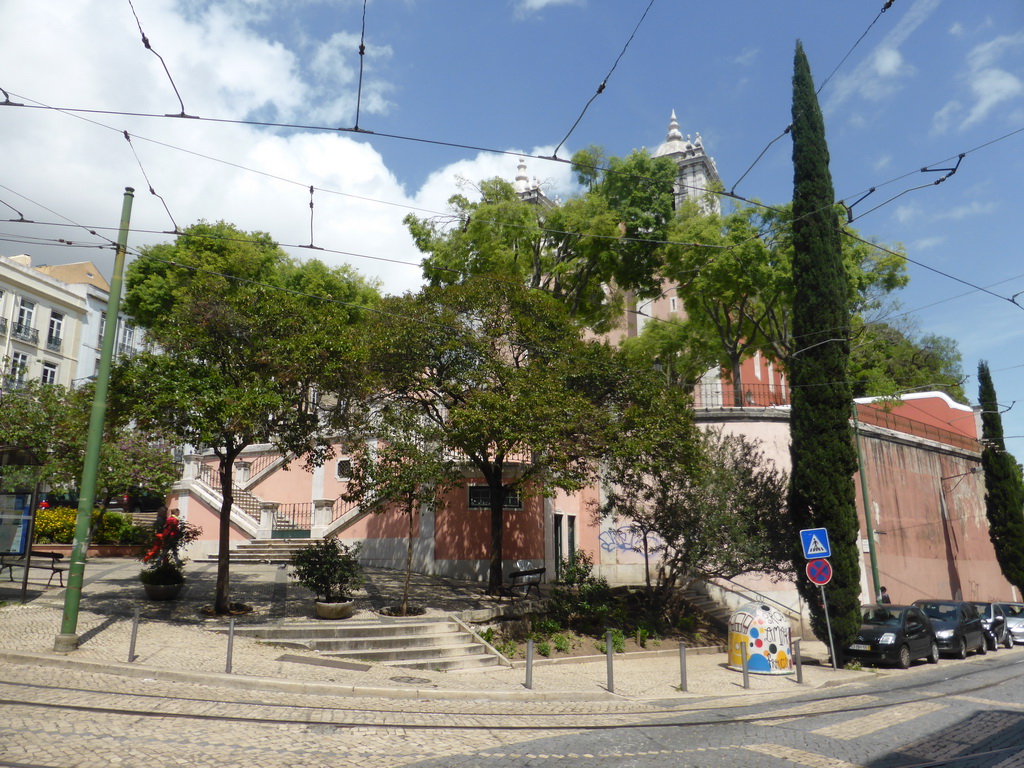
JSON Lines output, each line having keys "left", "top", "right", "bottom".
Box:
{"left": 289, "top": 540, "right": 364, "bottom": 619}
{"left": 138, "top": 513, "right": 201, "bottom": 601}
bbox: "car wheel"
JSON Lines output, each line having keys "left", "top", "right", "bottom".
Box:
{"left": 897, "top": 644, "right": 912, "bottom": 669}
{"left": 987, "top": 633, "right": 998, "bottom": 652}
{"left": 955, "top": 637, "right": 968, "bottom": 659}
{"left": 1004, "top": 631, "right": 1014, "bottom": 649}
{"left": 927, "top": 640, "right": 940, "bottom": 664}
{"left": 977, "top": 637, "right": 988, "bottom": 655}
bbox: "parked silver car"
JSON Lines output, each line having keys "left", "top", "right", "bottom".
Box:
{"left": 970, "top": 602, "right": 1014, "bottom": 650}
{"left": 998, "top": 602, "right": 1024, "bottom": 645}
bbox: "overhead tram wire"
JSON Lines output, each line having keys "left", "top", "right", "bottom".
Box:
{"left": 122, "top": 130, "right": 180, "bottom": 233}
{"left": 729, "top": 0, "right": 898, "bottom": 197}
{"left": 126, "top": 0, "right": 193, "bottom": 118}
{"left": 549, "top": 0, "right": 658, "bottom": 160}
{"left": 353, "top": 0, "right": 369, "bottom": 132}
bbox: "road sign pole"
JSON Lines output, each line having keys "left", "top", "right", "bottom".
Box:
{"left": 821, "top": 585, "right": 837, "bottom": 671}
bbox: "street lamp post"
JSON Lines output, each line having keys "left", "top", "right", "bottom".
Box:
{"left": 54, "top": 187, "right": 134, "bottom": 652}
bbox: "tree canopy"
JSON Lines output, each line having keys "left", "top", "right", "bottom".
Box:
{"left": 406, "top": 148, "right": 678, "bottom": 332}
{"left": 353, "top": 276, "right": 629, "bottom": 592}
{"left": 119, "top": 220, "right": 378, "bottom": 613}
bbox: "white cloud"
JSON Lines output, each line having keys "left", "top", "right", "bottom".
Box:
{"left": 733, "top": 47, "right": 759, "bottom": 67}
{"left": 933, "top": 32, "right": 1024, "bottom": 132}
{"left": 949, "top": 22, "right": 964, "bottom": 36}
{"left": 944, "top": 200, "right": 997, "bottom": 220}
{"left": 0, "top": 0, "right": 427, "bottom": 297}
{"left": 516, "top": 0, "right": 584, "bottom": 14}
{"left": 912, "top": 236, "right": 945, "bottom": 250}
{"left": 826, "top": 0, "right": 940, "bottom": 111}
{"left": 873, "top": 154, "right": 892, "bottom": 172}
{"left": 895, "top": 203, "right": 922, "bottom": 223}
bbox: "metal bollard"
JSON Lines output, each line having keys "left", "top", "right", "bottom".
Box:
{"left": 741, "top": 641, "right": 750, "bottom": 689}
{"left": 606, "top": 630, "right": 614, "bottom": 694}
{"left": 526, "top": 638, "right": 534, "bottom": 690}
{"left": 127, "top": 607, "right": 140, "bottom": 663}
{"left": 794, "top": 638, "right": 803, "bottom": 684}
{"left": 225, "top": 618, "right": 235, "bottom": 674}
{"left": 679, "top": 643, "right": 687, "bottom": 692}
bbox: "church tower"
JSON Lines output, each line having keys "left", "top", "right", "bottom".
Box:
{"left": 652, "top": 110, "right": 721, "bottom": 215}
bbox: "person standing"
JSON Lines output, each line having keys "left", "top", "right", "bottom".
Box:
{"left": 879, "top": 586, "right": 892, "bottom": 604}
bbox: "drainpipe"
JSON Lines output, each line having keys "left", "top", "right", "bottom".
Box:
{"left": 853, "top": 403, "right": 882, "bottom": 602}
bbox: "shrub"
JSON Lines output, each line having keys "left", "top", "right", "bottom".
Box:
{"left": 535, "top": 641, "right": 551, "bottom": 657}
{"left": 33, "top": 506, "right": 140, "bottom": 545}
{"left": 479, "top": 627, "right": 495, "bottom": 645}
{"left": 552, "top": 633, "right": 571, "bottom": 654}
{"left": 289, "top": 540, "right": 364, "bottom": 602}
{"left": 496, "top": 639, "right": 518, "bottom": 658}
{"left": 548, "top": 550, "right": 614, "bottom": 633}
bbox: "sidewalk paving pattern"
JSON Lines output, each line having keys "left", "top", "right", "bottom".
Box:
{"left": 0, "top": 558, "right": 865, "bottom": 702}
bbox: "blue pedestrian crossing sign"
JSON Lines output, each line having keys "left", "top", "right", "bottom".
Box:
{"left": 800, "top": 527, "right": 831, "bottom": 559}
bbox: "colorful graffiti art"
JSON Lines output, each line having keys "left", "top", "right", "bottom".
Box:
{"left": 727, "top": 602, "right": 793, "bottom": 675}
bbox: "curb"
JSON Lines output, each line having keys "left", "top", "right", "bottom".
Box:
{"left": 0, "top": 650, "right": 618, "bottom": 702}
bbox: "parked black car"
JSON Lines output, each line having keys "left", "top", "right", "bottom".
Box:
{"left": 913, "top": 600, "right": 987, "bottom": 658}
{"left": 998, "top": 602, "right": 1024, "bottom": 645}
{"left": 971, "top": 602, "right": 1013, "bottom": 650}
{"left": 844, "top": 604, "right": 940, "bottom": 669}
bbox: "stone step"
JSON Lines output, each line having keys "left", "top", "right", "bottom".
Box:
{"left": 306, "top": 631, "right": 475, "bottom": 652}
{"left": 231, "top": 620, "right": 459, "bottom": 641}
{"left": 380, "top": 653, "right": 502, "bottom": 671}
{"left": 322, "top": 641, "right": 488, "bottom": 663}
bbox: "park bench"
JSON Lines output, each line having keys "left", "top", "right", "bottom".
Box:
{"left": 0, "top": 550, "right": 66, "bottom": 587}
{"left": 501, "top": 564, "right": 545, "bottom": 600}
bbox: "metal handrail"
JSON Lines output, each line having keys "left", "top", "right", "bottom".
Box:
{"left": 708, "top": 575, "right": 802, "bottom": 620}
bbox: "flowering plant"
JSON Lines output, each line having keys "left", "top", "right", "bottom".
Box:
{"left": 139, "top": 515, "right": 201, "bottom": 585}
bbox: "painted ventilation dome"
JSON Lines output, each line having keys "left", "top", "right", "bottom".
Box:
{"left": 728, "top": 602, "right": 793, "bottom": 675}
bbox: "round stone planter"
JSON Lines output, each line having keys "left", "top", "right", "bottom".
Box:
{"left": 315, "top": 600, "right": 355, "bottom": 620}
{"left": 142, "top": 581, "right": 184, "bottom": 601}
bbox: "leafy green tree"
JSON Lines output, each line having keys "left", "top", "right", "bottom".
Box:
{"left": 0, "top": 380, "right": 177, "bottom": 522}
{"left": 406, "top": 149, "right": 678, "bottom": 332}
{"left": 341, "top": 404, "right": 462, "bottom": 615}
{"left": 787, "top": 42, "right": 862, "bottom": 651}
{"left": 662, "top": 201, "right": 908, "bottom": 403}
{"left": 599, "top": 385, "right": 791, "bottom": 597}
{"left": 978, "top": 361, "right": 1024, "bottom": 592}
{"left": 119, "top": 220, "right": 378, "bottom": 613}
{"left": 848, "top": 319, "right": 965, "bottom": 401}
{"left": 353, "top": 277, "right": 624, "bottom": 593}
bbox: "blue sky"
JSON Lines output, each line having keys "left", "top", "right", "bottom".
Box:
{"left": 2, "top": 0, "right": 1024, "bottom": 447}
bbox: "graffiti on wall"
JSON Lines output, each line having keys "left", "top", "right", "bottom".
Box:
{"left": 599, "top": 526, "right": 663, "bottom": 554}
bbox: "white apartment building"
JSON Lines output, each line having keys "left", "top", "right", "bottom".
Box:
{"left": 0, "top": 254, "right": 146, "bottom": 389}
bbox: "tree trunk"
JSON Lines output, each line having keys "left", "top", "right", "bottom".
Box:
{"left": 488, "top": 484, "right": 504, "bottom": 595}
{"left": 402, "top": 496, "right": 415, "bottom": 616}
{"left": 215, "top": 445, "right": 244, "bottom": 614}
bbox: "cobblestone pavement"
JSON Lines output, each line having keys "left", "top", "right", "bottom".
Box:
{"left": 4, "top": 560, "right": 1024, "bottom": 766}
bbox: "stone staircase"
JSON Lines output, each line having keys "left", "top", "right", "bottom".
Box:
{"left": 681, "top": 585, "right": 732, "bottom": 630}
{"left": 225, "top": 617, "right": 504, "bottom": 671}
{"left": 206, "top": 539, "right": 317, "bottom": 564}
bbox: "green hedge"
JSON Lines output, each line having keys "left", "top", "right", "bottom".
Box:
{"left": 33, "top": 506, "right": 150, "bottom": 545}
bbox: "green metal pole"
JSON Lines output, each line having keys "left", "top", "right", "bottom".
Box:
{"left": 54, "top": 187, "right": 135, "bottom": 652}
{"left": 853, "top": 402, "right": 882, "bottom": 603}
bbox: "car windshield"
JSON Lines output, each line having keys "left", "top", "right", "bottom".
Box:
{"left": 862, "top": 607, "right": 902, "bottom": 626}
{"left": 917, "top": 602, "right": 957, "bottom": 621}
{"left": 971, "top": 603, "right": 993, "bottom": 619}
{"left": 1005, "top": 604, "right": 1024, "bottom": 617}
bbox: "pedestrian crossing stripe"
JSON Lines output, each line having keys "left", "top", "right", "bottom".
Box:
{"left": 807, "top": 536, "right": 828, "bottom": 555}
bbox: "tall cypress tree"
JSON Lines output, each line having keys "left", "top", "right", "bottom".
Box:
{"left": 978, "top": 360, "right": 1024, "bottom": 591}
{"left": 788, "top": 42, "right": 862, "bottom": 649}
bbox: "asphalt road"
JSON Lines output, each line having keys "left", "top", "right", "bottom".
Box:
{"left": 3, "top": 648, "right": 1024, "bottom": 767}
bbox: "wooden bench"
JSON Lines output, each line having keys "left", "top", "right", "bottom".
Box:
{"left": 0, "top": 550, "right": 66, "bottom": 587}
{"left": 502, "top": 566, "right": 545, "bottom": 600}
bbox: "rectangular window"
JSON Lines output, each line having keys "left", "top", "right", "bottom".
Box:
{"left": 121, "top": 322, "right": 135, "bottom": 348}
{"left": 98, "top": 313, "right": 106, "bottom": 345}
{"left": 17, "top": 299, "right": 34, "bottom": 328}
{"left": 669, "top": 296, "right": 678, "bottom": 313}
{"left": 41, "top": 362, "right": 57, "bottom": 385}
{"left": 468, "top": 485, "right": 522, "bottom": 510}
{"left": 10, "top": 352, "right": 29, "bottom": 385}
{"left": 336, "top": 459, "right": 352, "bottom": 481}
{"left": 47, "top": 312, "right": 63, "bottom": 351}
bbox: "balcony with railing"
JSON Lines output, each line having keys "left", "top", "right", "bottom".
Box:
{"left": 45, "top": 334, "right": 62, "bottom": 353}
{"left": 0, "top": 318, "right": 7, "bottom": 336}
{"left": 11, "top": 322, "right": 38, "bottom": 344}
